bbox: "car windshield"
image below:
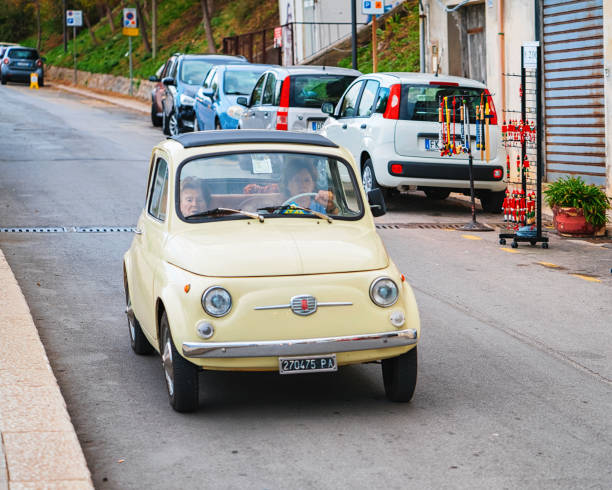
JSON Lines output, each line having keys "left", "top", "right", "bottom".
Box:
{"left": 290, "top": 75, "right": 356, "bottom": 108}
{"left": 178, "top": 152, "right": 363, "bottom": 221}
{"left": 179, "top": 60, "right": 213, "bottom": 85}
{"left": 8, "top": 48, "right": 38, "bottom": 60}
{"left": 224, "top": 69, "right": 265, "bottom": 95}
{"left": 400, "top": 84, "right": 484, "bottom": 122}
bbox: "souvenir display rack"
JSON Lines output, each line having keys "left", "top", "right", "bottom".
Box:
{"left": 498, "top": 44, "right": 549, "bottom": 248}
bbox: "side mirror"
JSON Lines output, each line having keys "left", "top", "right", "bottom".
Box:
{"left": 162, "top": 76, "right": 175, "bottom": 86}
{"left": 236, "top": 96, "right": 249, "bottom": 107}
{"left": 149, "top": 75, "right": 160, "bottom": 82}
{"left": 202, "top": 87, "right": 214, "bottom": 98}
{"left": 367, "top": 189, "right": 387, "bottom": 217}
{"left": 321, "top": 102, "right": 335, "bottom": 116}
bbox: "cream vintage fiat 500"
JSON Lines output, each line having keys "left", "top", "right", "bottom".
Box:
{"left": 124, "top": 130, "right": 420, "bottom": 412}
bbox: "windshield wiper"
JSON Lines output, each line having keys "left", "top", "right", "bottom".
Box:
{"left": 186, "top": 207, "right": 264, "bottom": 222}
{"left": 258, "top": 205, "right": 332, "bottom": 223}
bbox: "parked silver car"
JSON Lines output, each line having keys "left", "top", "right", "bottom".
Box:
{"left": 237, "top": 66, "right": 360, "bottom": 132}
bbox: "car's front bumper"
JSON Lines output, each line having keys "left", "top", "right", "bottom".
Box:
{"left": 183, "top": 328, "right": 418, "bottom": 358}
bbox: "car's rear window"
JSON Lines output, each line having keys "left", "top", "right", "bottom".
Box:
{"left": 289, "top": 75, "right": 356, "bottom": 108}
{"left": 7, "top": 48, "right": 39, "bottom": 60}
{"left": 400, "top": 84, "right": 485, "bottom": 122}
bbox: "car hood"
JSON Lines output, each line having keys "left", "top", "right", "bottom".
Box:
{"left": 179, "top": 84, "right": 199, "bottom": 99}
{"left": 165, "top": 221, "right": 388, "bottom": 277}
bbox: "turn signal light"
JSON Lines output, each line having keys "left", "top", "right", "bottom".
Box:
{"left": 493, "top": 168, "right": 503, "bottom": 180}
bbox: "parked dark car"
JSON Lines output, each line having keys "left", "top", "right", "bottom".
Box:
{"left": 149, "top": 53, "right": 247, "bottom": 135}
{"left": 1, "top": 46, "right": 45, "bottom": 86}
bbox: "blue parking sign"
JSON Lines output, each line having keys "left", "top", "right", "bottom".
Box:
{"left": 364, "top": 1, "right": 371, "bottom": 7}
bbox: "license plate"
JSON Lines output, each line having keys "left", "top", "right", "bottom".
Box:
{"left": 424, "top": 138, "right": 441, "bottom": 151}
{"left": 17, "top": 62, "right": 29, "bottom": 67}
{"left": 279, "top": 354, "right": 337, "bottom": 374}
{"left": 310, "top": 120, "right": 324, "bottom": 131}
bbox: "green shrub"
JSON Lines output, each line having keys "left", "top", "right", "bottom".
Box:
{"left": 544, "top": 176, "right": 610, "bottom": 227}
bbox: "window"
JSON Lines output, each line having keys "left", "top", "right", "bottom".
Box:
{"left": 400, "top": 84, "right": 484, "bottom": 122}
{"left": 290, "top": 75, "right": 356, "bottom": 108}
{"left": 7, "top": 48, "right": 38, "bottom": 60}
{"left": 224, "top": 69, "right": 265, "bottom": 95}
{"left": 262, "top": 74, "right": 277, "bottom": 105}
{"left": 339, "top": 81, "right": 363, "bottom": 118}
{"left": 148, "top": 159, "right": 169, "bottom": 221}
{"left": 374, "top": 87, "right": 389, "bottom": 113}
{"left": 250, "top": 75, "right": 266, "bottom": 106}
{"left": 202, "top": 68, "right": 215, "bottom": 89}
{"left": 179, "top": 59, "right": 213, "bottom": 85}
{"left": 161, "top": 58, "right": 175, "bottom": 78}
{"left": 357, "top": 80, "right": 379, "bottom": 117}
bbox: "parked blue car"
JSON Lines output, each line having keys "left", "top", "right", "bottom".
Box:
{"left": 194, "top": 64, "right": 277, "bottom": 130}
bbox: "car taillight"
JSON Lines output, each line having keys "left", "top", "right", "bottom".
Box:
{"left": 36, "top": 59, "right": 42, "bottom": 67}
{"left": 2, "top": 58, "right": 8, "bottom": 65}
{"left": 276, "top": 76, "right": 291, "bottom": 130}
{"left": 383, "top": 84, "right": 401, "bottom": 120}
{"left": 484, "top": 89, "right": 498, "bottom": 125}
{"left": 390, "top": 163, "right": 403, "bottom": 175}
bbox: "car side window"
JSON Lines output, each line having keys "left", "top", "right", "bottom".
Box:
{"left": 250, "top": 74, "right": 266, "bottom": 107}
{"left": 374, "top": 87, "right": 390, "bottom": 113}
{"left": 169, "top": 59, "right": 178, "bottom": 79}
{"left": 262, "top": 74, "right": 276, "bottom": 105}
{"left": 202, "top": 68, "right": 215, "bottom": 89}
{"left": 148, "top": 158, "right": 169, "bottom": 221}
{"left": 211, "top": 71, "right": 219, "bottom": 94}
{"left": 339, "top": 81, "right": 364, "bottom": 118}
{"left": 357, "top": 80, "right": 379, "bottom": 117}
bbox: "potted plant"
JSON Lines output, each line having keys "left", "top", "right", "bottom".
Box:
{"left": 544, "top": 176, "right": 610, "bottom": 236}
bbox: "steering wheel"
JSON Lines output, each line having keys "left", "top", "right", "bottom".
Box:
{"left": 273, "top": 193, "right": 319, "bottom": 214}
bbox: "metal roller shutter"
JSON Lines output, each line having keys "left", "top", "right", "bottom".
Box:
{"left": 543, "top": 0, "right": 606, "bottom": 186}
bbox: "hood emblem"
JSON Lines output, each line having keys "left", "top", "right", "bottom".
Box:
{"left": 291, "top": 295, "right": 317, "bottom": 316}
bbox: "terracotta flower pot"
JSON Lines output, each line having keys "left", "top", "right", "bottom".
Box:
{"left": 552, "top": 206, "right": 606, "bottom": 236}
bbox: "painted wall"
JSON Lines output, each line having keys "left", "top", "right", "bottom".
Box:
{"left": 604, "top": 0, "right": 612, "bottom": 195}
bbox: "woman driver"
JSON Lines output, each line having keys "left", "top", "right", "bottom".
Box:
{"left": 180, "top": 177, "right": 210, "bottom": 217}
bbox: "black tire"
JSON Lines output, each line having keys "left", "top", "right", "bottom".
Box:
{"left": 160, "top": 312, "right": 199, "bottom": 412}
{"left": 39, "top": 77, "right": 44, "bottom": 87}
{"left": 479, "top": 190, "right": 505, "bottom": 214}
{"left": 162, "top": 110, "right": 170, "bottom": 135}
{"left": 215, "top": 119, "right": 222, "bottom": 130}
{"left": 124, "top": 279, "right": 154, "bottom": 355}
{"left": 151, "top": 103, "right": 162, "bottom": 127}
{"left": 424, "top": 188, "right": 451, "bottom": 200}
{"left": 1, "top": 76, "right": 6, "bottom": 85}
{"left": 193, "top": 116, "right": 200, "bottom": 132}
{"left": 362, "top": 159, "right": 380, "bottom": 194}
{"left": 382, "top": 346, "right": 418, "bottom": 402}
{"left": 168, "top": 110, "right": 180, "bottom": 136}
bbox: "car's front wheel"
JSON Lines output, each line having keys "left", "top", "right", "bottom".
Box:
{"left": 160, "top": 312, "right": 199, "bottom": 412}
{"left": 479, "top": 190, "right": 505, "bottom": 214}
{"left": 168, "top": 111, "right": 180, "bottom": 137}
{"left": 362, "top": 159, "right": 380, "bottom": 194}
{"left": 151, "top": 103, "right": 162, "bottom": 127}
{"left": 382, "top": 346, "right": 417, "bottom": 402}
{"left": 125, "top": 281, "right": 153, "bottom": 355}
{"left": 1, "top": 75, "right": 6, "bottom": 85}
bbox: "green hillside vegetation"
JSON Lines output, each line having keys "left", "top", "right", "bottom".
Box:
{"left": 13, "top": 0, "right": 278, "bottom": 79}
{"left": 340, "top": 1, "right": 420, "bottom": 74}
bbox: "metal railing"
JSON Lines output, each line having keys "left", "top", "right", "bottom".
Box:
{"left": 222, "top": 21, "right": 368, "bottom": 66}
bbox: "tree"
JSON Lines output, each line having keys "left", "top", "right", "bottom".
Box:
{"left": 199, "top": 0, "right": 216, "bottom": 53}
{"left": 135, "top": 0, "right": 151, "bottom": 54}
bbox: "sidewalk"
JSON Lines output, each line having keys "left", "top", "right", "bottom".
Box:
{"left": 0, "top": 249, "right": 93, "bottom": 489}
{"left": 52, "top": 82, "right": 150, "bottom": 115}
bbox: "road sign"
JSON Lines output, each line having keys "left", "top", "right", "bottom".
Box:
{"left": 362, "top": 0, "right": 384, "bottom": 15}
{"left": 523, "top": 41, "right": 540, "bottom": 69}
{"left": 274, "top": 27, "right": 282, "bottom": 48}
{"left": 123, "top": 8, "right": 137, "bottom": 28}
{"left": 66, "top": 10, "right": 83, "bottom": 27}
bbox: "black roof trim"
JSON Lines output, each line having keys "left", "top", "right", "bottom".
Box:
{"left": 170, "top": 130, "right": 339, "bottom": 149}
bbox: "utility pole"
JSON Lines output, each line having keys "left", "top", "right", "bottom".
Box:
{"left": 63, "top": 0, "right": 67, "bottom": 53}
{"left": 152, "top": 0, "right": 156, "bottom": 59}
{"left": 351, "top": 0, "right": 357, "bottom": 70}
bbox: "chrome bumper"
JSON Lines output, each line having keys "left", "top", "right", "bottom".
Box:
{"left": 182, "top": 328, "right": 418, "bottom": 358}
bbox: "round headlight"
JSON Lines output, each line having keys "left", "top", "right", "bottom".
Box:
{"left": 202, "top": 286, "right": 232, "bottom": 317}
{"left": 369, "top": 277, "right": 399, "bottom": 307}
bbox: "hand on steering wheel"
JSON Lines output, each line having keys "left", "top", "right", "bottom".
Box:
{"left": 280, "top": 192, "right": 318, "bottom": 207}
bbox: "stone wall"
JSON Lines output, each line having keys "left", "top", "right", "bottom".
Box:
{"left": 46, "top": 66, "right": 155, "bottom": 102}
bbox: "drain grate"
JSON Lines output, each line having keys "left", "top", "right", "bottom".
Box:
{"left": 0, "top": 226, "right": 137, "bottom": 233}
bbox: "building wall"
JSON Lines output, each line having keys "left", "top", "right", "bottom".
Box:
{"left": 604, "top": 0, "right": 612, "bottom": 195}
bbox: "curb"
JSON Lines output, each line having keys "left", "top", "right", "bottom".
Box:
{"left": 0, "top": 248, "right": 93, "bottom": 489}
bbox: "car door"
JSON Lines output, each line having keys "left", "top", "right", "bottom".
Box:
{"left": 325, "top": 80, "right": 364, "bottom": 158}
{"left": 132, "top": 155, "right": 169, "bottom": 339}
{"left": 162, "top": 58, "right": 179, "bottom": 120}
{"left": 241, "top": 74, "right": 266, "bottom": 129}
{"left": 155, "top": 57, "right": 174, "bottom": 114}
{"left": 353, "top": 79, "right": 380, "bottom": 155}
{"left": 196, "top": 67, "right": 217, "bottom": 130}
{"left": 260, "top": 72, "right": 277, "bottom": 130}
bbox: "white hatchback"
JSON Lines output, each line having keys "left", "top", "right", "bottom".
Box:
{"left": 320, "top": 72, "right": 505, "bottom": 213}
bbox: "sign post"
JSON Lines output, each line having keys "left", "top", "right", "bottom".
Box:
{"left": 66, "top": 10, "right": 82, "bottom": 84}
{"left": 362, "top": 1, "right": 384, "bottom": 72}
{"left": 122, "top": 8, "right": 139, "bottom": 96}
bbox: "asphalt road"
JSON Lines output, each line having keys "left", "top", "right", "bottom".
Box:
{"left": 1, "top": 84, "right": 611, "bottom": 489}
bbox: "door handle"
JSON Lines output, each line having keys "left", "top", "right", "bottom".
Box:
{"left": 264, "top": 112, "right": 269, "bottom": 117}
{"left": 360, "top": 123, "right": 367, "bottom": 129}
{"left": 134, "top": 228, "right": 144, "bottom": 235}
{"left": 342, "top": 124, "right": 348, "bottom": 129}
